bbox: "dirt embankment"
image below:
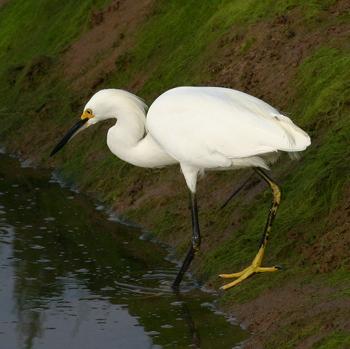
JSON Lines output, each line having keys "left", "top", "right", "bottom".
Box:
{"left": 234, "top": 187, "right": 350, "bottom": 348}
{"left": 235, "top": 281, "right": 350, "bottom": 349}
{"left": 54, "top": 1, "right": 350, "bottom": 348}
{"left": 207, "top": 1, "right": 350, "bottom": 110}
{"left": 2, "top": 0, "right": 349, "bottom": 347}
{"left": 62, "top": 0, "right": 155, "bottom": 93}
{"left": 204, "top": 3, "right": 350, "bottom": 346}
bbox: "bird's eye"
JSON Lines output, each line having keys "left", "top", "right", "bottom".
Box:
{"left": 86, "top": 109, "right": 92, "bottom": 114}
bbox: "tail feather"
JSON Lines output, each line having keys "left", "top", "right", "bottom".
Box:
{"left": 288, "top": 151, "right": 301, "bottom": 160}
{"left": 273, "top": 114, "right": 311, "bottom": 151}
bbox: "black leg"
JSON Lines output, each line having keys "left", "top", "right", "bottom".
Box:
{"left": 254, "top": 168, "right": 281, "bottom": 249}
{"left": 220, "top": 172, "right": 254, "bottom": 209}
{"left": 175, "top": 293, "right": 201, "bottom": 347}
{"left": 219, "top": 168, "right": 282, "bottom": 290}
{"left": 172, "top": 191, "right": 201, "bottom": 290}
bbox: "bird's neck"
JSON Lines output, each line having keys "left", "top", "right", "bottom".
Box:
{"left": 106, "top": 93, "right": 175, "bottom": 168}
{"left": 112, "top": 99, "right": 146, "bottom": 146}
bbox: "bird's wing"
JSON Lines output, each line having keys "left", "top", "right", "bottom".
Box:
{"left": 146, "top": 87, "right": 310, "bottom": 168}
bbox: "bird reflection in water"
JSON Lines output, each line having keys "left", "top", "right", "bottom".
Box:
{"left": 0, "top": 152, "right": 247, "bottom": 349}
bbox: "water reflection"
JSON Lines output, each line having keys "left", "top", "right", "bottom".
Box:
{"left": 0, "top": 153, "right": 247, "bottom": 348}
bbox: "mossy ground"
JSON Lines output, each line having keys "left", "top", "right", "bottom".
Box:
{"left": 0, "top": 0, "right": 349, "bottom": 347}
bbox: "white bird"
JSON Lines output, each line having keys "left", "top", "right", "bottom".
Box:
{"left": 51, "top": 87, "right": 311, "bottom": 290}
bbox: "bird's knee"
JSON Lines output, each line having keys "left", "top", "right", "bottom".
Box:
{"left": 271, "top": 183, "right": 281, "bottom": 205}
{"left": 192, "top": 236, "right": 201, "bottom": 251}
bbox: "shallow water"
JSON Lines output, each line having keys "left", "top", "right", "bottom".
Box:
{"left": 0, "top": 153, "right": 247, "bottom": 349}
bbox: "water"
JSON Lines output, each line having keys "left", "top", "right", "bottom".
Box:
{"left": 0, "top": 153, "right": 247, "bottom": 349}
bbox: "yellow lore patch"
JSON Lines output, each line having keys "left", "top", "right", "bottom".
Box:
{"left": 81, "top": 109, "right": 94, "bottom": 120}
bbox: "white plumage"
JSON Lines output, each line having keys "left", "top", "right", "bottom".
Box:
{"left": 146, "top": 87, "right": 310, "bottom": 191}
{"left": 81, "top": 87, "right": 309, "bottom": 192}
{"left": 148, "top": 87, "right": 308, "bottom": 161}
{"left": 51, "top": 86, "right": 311, "bottom": 290}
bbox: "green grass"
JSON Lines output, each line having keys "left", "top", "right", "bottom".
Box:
{"left": 198, "top": 45, "right": 350, "bottom": 301}
{"left": 0, "top": 1, "right": 349, "bottom": 347}
{"left": 0, "top": 0, "right": 348, "bottom": 282}
{"left": 313, "top": 331, "right": 350, "bottom": 349}
{"left": 0, "top": 0, "right": 109, "bottom": 64}
{"left": 0, "top": 0, "right": 111, "bottom": 148}
{"left": 106, "top": 0, "right": 339, "bottom": 99}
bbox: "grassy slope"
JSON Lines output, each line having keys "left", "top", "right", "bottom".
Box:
{"left": 0, "top": 0, "right": 349, "bottom": 348}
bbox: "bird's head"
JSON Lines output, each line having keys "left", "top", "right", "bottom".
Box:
{"left": 50, "top": 90, "right": 118, "bottom": 157}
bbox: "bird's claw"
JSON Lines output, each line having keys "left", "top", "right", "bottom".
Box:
{"left": 219, "top": 264, "right": 280, "bottom": 290}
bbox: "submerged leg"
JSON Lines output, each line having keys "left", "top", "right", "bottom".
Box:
{"left": 219, "top": 168, "right": 282, "bottom": 290}
{"left": 172, "top": 191, "right": 201, "bottom": 290}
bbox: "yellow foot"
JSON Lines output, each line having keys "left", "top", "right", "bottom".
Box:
{"left": 219, "top": 265, "right": 280, "bottom": 290}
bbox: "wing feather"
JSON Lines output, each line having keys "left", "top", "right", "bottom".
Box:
{"left": 147, "top": 87, "right": 310, "bottom": 168}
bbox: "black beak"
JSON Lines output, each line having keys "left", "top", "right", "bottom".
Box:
{"left": 50, "top": 118, "right": 88, "bottom": 157}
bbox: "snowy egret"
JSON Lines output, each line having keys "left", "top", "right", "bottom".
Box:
{"left": 51, "top": 87, "right": 311, "bottom": 290}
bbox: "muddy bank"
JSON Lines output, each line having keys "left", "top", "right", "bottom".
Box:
{"left": 0, "top": 1, "right": 349, "bottom": 348}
